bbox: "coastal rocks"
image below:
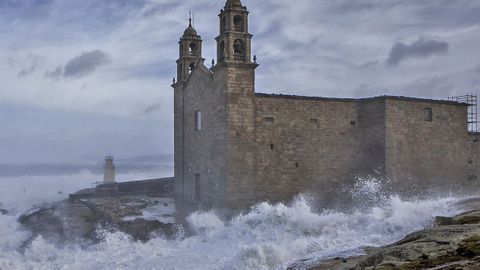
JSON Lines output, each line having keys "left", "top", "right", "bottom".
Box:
{"left": 18, "top": 201, "right": 99, "bottom": 246}
{"left": 118, "top": 218, "right": 179, "bottom": 241}
{"left": 18, "top": 196, "right": 177, "bottom": 247}
{"left": 310, "top": 205, "right": 480, "bottom": 270}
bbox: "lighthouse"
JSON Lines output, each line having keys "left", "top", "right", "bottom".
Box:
{"left": 103, "top": 155, "right": 116, "bottom": 183}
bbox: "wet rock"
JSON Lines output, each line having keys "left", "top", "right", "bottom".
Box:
{"left": 117, "top": 218, "right": 178, "bottom": 242}
{"left": 18, "top": 201, "right": 100, "bottom": 247}
{"left": 433, "top": 216, "right": 453, "bottom": 226}
{"left": 309, "top": 204, "right": 480, "bottom": 270}
{"left": 18, "top": 196, "right": 177, "bottom": 246}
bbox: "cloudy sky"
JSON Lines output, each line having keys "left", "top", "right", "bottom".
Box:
{"left": 1, "top": 0, "right": 479, "bottom": 164}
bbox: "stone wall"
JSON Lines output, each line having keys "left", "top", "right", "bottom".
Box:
{"left": 384, "top": 99, "right": 475, "bottom": 195}
{"left": 175, "top": 64, "right": 479, "bottom": 209}
{"left": 255, "top": 96, "right": 359, "bottom": 203}
{"left": 177, "top": 65, "right": 228, "bottom": 206}
{"left": 468, "top": 133, "right": 480, "bottom": 187}
{"left": 173, "top": 80, "right": 184, "bottom": 198}
{"left": 221, "top": 62, "right": 258, "bottom": 209}
{"left": 356, "top": 99, "right": 386, "bottom": 175}
{"left": 251, "top": 96, "right": 478, "bottom": 204}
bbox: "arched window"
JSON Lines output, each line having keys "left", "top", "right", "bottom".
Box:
{"left": 189, "top": 62, "right": 195, "bottom": 74}
{"left": 178, "top": 63, "right": 183, "bottom": 78}
{"left": 221, "top": 16, "right": 227, "bottom": 33}
{"left": 233, "top": 39, "right": 244, "bottom": 61}
{"left": 233, "top": 15, "right": 244, "bottom": 32}
{"left": 218, "top": 41, "right": 225, "bottom": 62}
{"left": 189, "top": 43, "right": 197, "bottom": 55}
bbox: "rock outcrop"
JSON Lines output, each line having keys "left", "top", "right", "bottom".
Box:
{"left": 18, "top": 196, "right": 178, "bottom": 247}
{"left": 309, "top": 198, "right": 480, "bottom": 270}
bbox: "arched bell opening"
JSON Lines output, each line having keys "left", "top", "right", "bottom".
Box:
{"left": 188, "top": 43, "right": 198, "bottom": 56}
{"left": 233, "top": 39, "right": 245, "bottom": 61}
{"left": 189, "top": 62, "right": 195, "bottom": 74}
{"left": 233, "top": 15, "right": 244, "bottom": 32}
{"left": 218, "top": 41, "right": 226, "bottom": 63}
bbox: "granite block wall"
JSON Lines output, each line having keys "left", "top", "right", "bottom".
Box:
{"left": 175, "top": 65, "right": 478, "bottom": 209}
{"left": 176, "top": 66, "right": 228, "bottom": 206}
{"left": 384, "top": 99, "right": 474, "bottom": 195}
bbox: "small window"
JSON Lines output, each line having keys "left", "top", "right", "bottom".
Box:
{"left": 350, "top": 120, "right": 356, "bottom": 126}
{"left": 270, "top": 144, "right": 274, "bottom": 150}
{"left": 309, "top": 118, "right": 318, "bottom": 124}
{"left": 295, "top": 162, "right": 299, "bottom": 168}
{"left": 195, "top": 110, "right": 202, "bottom": 131}
{"left": 424, "top": 108, "right": 432, "bottom": 122}
{"left": 264, "top": 117, "right": 275, "bottom": 123}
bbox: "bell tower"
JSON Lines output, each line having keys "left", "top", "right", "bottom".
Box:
{"left": 176, "top": 18, "right": 204, "bottom": 82}
{"left": 216, "top": 0, "right": 253, "bottom": 64}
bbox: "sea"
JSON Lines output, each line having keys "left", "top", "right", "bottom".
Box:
{"left": 0, "top": 159, "right": 469, "bottom": 270}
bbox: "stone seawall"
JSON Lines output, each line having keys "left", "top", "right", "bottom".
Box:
{"left": 69, "top": 178, "right": 174, "bottom": 201}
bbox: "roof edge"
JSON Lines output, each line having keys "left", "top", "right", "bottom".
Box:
{"left": 255, "top": 93, "right": 469, "bottom": 106}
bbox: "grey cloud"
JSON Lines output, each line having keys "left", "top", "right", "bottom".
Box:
{"left": 400, "top": 76, "right": 454, "bottom": 98}
{"left": 386, "top": 38, "right": 448, "bottom": 66}
{"left": 44, "top": 67, "right": 62, "bottom": 80}
{"left": 475, "top": 65, "right": 480, "bottom": 74}
{"left": 17, "top": 64, "right": 36, "bottom": 77}
{"left": 414, "top": 1, "right": 480, "bottom": 29}
{"left": 17, "top": 54, "right": 40, "bottom": 77}
{"left": 7, "top": 57, "right": 15, "bottom": 66}
{"left": 143, "top": 104, "right": 161, "bottom": 114}
{"left": 354, "top": 84, "right": 391, "bottom": 98}
{"left": 63, "top": 50, "right": 111, "bottom": 78}
{"left": 140, "top": 3, "right": 180, "bottom": 18}
{"left": 357, "top": 60, "right": 379, "bottom": 69}
{"left": 328, "top": 0, "right": 376, "bottom": 13}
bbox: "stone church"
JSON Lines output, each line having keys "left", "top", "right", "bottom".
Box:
{"left": 171, "top": 0, "right": 479, "bottom": 209}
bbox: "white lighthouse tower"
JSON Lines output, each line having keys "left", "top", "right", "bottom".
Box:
{"left": 103, "top": 155, "right": 116, "bottom": 183}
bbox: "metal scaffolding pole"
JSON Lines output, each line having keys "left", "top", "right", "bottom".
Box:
{"left": 448, "top": 94, "right": 478, "bottom": 132}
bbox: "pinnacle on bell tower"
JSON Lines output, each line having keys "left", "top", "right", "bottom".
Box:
{"left": 216, "top": 0, "right": 253, "bottom": 64}
{"left": 176, "top": 15, "right": 204, "bottom": 82}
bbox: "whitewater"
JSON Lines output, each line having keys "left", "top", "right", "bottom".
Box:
{"left": 0, "top": 173, "right": 469, "bottom": 270}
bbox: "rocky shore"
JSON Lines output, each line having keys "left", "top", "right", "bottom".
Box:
{"left": 308, "top": 198, "right": 480, "bottom": 270}
{"left": 16, "top": 194, "right": 480, "bottom": 269}
{"left": 18, "top": 196, "right": 179, "bottom": 248}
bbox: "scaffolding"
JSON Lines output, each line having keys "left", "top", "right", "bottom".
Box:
{"left": 448, "top": 94, "right": 478, "bottom": 132}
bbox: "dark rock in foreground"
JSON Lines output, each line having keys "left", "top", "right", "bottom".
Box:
{"left": 308, "top": 197, "right": 480, "bottom": 270}
{"left": 0, "top": 209, "right": 7, "bottom": 215}
{"left": 18, "top": 196, "right": 178, "bottom": 247}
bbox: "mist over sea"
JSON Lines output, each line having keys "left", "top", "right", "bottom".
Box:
{"left": 0, "top": 155, "right": 173, "bottom": 211}
{"left": 0, "top": 159, "right": 471, "bottom": 269}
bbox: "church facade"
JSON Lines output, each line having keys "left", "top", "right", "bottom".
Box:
{"left": 172, "top": 0, "right": 480, "bottom": 209}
